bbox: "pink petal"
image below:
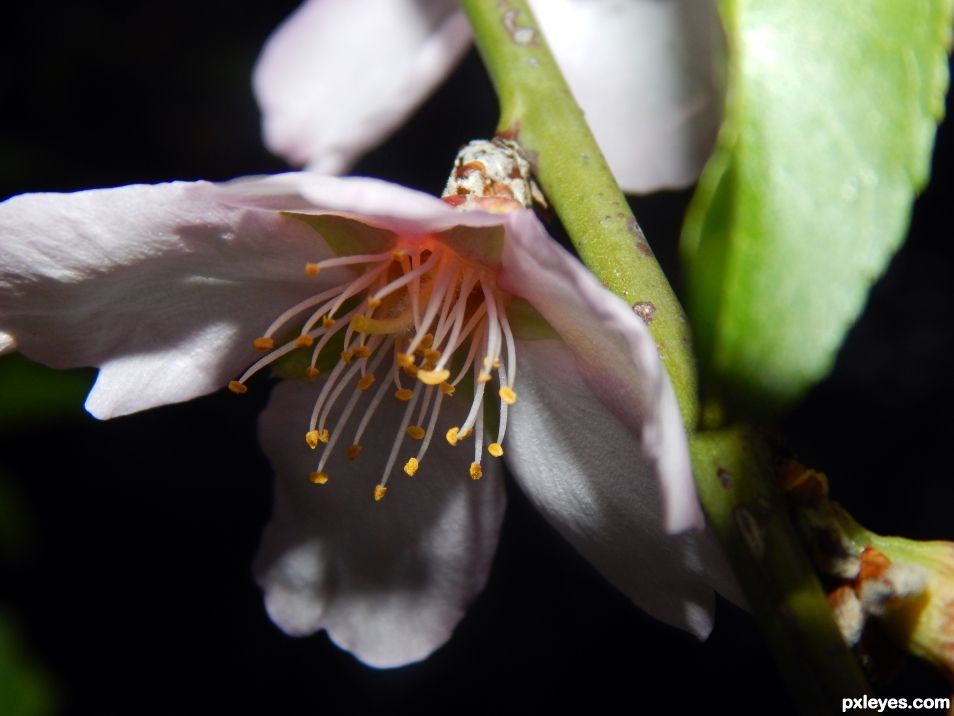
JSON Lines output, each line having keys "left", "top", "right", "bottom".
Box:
{"left": 0, "top": 177, "right": 340, "bottom": 418}
{"left": 254, "top": 380, "right": 506, "bottom": 667}
{"left": 254, "top": 0, "right": 471, "bottom": 173}
{"left": 497, "top": 210, "right": 702, "bottom": 533}
{"left": 531, "top": 0, "right": 725, "bottom": 192}
{"left": 506, "top": 340, "right": 718, "bottom": 637}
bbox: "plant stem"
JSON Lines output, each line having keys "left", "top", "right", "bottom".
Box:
{"left": 459, "top": 0, "right": 870, "bottom": 710}
{"left": 460, "top": 0, "right": 697, "bottom": 425}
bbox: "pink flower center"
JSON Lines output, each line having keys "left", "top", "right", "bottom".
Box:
{"left": 229, "top": 238, "right": 517, "bottom": 500}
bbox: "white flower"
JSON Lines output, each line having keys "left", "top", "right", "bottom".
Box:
{"left": 254, "top": 0, "right": 725, "bottom": 192}
{"left": 0, "top": 171, "right": 734, "bottom": 666}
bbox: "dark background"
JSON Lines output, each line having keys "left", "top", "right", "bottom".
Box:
{"left": 1, "top": 2, "right": 952, "bottom": 714}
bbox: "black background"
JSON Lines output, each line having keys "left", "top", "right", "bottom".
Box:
{"left": 2, "top": 2, "right": 952, "bottom": 714}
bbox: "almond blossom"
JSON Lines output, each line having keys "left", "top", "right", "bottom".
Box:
{"left": 0, "top": 169, "right": 732, "bottom": 667}
{"left": 254, "top": 0, "right": 724, "bottom": 192}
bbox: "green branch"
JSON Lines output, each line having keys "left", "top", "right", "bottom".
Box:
{"left": 459, "top": 0, "right": 869, "bottom": 710}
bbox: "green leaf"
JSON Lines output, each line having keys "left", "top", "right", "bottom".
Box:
{"left": 682, "top": 0, "right": 953, "bottom": 416}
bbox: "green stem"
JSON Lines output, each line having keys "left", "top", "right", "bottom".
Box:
{"left": 460, "top": 0, "right": 869, "bottom": 710}
{"left": 460, "top": 0, "right": 697, "bottom": 425}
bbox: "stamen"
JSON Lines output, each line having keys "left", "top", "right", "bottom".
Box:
{"left": 378, "top": 384, "right": 422, "bottom": 491}
{"left": 357, "top": 374, "right": 375, "bottom": 391}
{"left": 228, "top": 381, "right": 247, "bottom": 394}
{"left": 497, "top": 293, "right": 518, "bottom": 390}
{"left": 374, "top": 484, "right": 388, "bottom": 501}
{"left": 406, "top": 425, "right": 425, "bottom": 440}
{"left": 414, "top": 389, "right": 445, "bottom": 466}
{"left": 488, "top": 443, "right": 504, "bottom": 457}
{"left": 404, "top": 457, "right": 420, "bottom": 476}
{"left": 309, "top": 472, "right": 329, "bottom": 485}
{"left": 499, "top": 386, "right": 517, "bottom": 404}
{"left": 254, "top": 337, "right": 274, "bottom": 351}
{"left": 417, "top": 368, "right": 450, "bottom": 385}
{"left": 296, "top": 335, "right": 314, "bottom": 348}
{"left": 262, "top": 281, "right": 354, "bottom": 339}
{"left": 369, "top": 249, "right": 441, "bottom": 306}
{"left": 314, "top": 336, "right": 392, "bottom": 477}
{"left": 395, "top": 388, "right": 414, "bottom": 402}
{"left": 469, "top": 462, "right": 483, "bottom": 480}
{"left": 494, "top": 364, "right": 513, "bottom": 454}
{"left": 305, "top": 262, "right": 320, "bottom": 276}
{"left": 405, "top": 253, "right": 459, "bottom": 356}
{"left": 236, "top": 336, "right": 308, "bottom": 385}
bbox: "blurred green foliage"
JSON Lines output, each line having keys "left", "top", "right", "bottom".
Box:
{"left": 0, "top": 354, "right": 92, "bottom": 428}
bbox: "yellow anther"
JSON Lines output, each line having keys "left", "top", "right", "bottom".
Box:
{"left": 305, "top": 430, "right": 320, "bottom": 449}
{"left": 404, "top": 457, "right": 420, "bottom": 477}
{"left": 439, "top": 382, "right": 455, "bottom": 395}
{"left": 317, "top": 428, "right": 330, "bottom": 444}
{"left": 482, "top": 356, "right": 490, "bottom": 367}
{"left": 499, "top": 387, "right": 517, "bottom": 405}
{"left": 373, "top": 484, "right": 388, "bottom": 501}
{"left": 305, "top": 366, "right": 320, "bottom": 380}
{"left": 403, "top": 363, "right": 419, "bottom": 378}
{"left": 488, "top": 443, "right": 504, "bottom": 458}
{"left": 406, "top": 425, "right": 425, "bottom": 440}
{"left": 352, "top": 345, "right": 371, "bottom": 359}
{"left": 417, "top": 368, "right": 450, "bottom": 385}
{"left": 492, "top": 357, "right": 501, "bottom": 369}
{"left": 367, "top": 297, "right": 382, "bottom": 309}
{"left": 458, "top": 428, "right": 473, "bottom": 440}
{"left": 424, "top": 348, "right": 441, "bottom": 362}
{"left": 477, "top": 372, "right": 492, "bottom": 384}
{"left": 309, "top": 471, "right": 329, "bottom": 485}
{"left": 469, "top": 462, "right": 483, "bottom": 480}
{"left": 305, "top": 262, "right": 320, "bottom": 276}
{"left": 340, "top": 350, "right": 353, "bottom": 364}
{"left": 419, "top": 333, "right": 434, "bottom": 350}
{"left": 394, "top": 388, "right": 414, "bottom": 402}
{"left": 322, "top": 316, "right": 336, "bottom": 329}
{"left": 357, "top": 373, "right": 376, "bottom": 391}
{"left": 397, "top": 353, "right": 415, "bottom": 368}
{"left": 295, "top": 335, "right": 314, "bottom": 348}
{"left": 227, "top": 380, "right": 247, "bottom": 395}
{"left": 391, "top": 249, "right": 406, "bottom": 260}
{"left": 445, "top": 427, "right": 460, "bottom": 446}
{"left": 346, "top": 444, "right": 362, "bottom": 461}
{"left": 253, "top": 336, "right": 274, "bottom": 351}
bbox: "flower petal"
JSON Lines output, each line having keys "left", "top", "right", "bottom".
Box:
{"left": 506, "top": 340, "right": 720, "bottom": 637}
{"left": 497, "top": 211, "right": 701, "bottom": 533}
{"left": 0, "top": 179, "right": 337, "bottom": 418}
{"left": 531, "top": 0, "right": 725, "bottom": 192}
{"left": 254, "top": 0, "right": 471, "bottom": 173}
{"left": 254, "top": 380, "right": 506, "bottom": 668}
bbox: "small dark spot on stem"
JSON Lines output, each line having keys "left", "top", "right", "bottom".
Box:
{"left": 632, "top": 301, "right": 656, "bottom": 325}
{"left": 716, "top": 467, "right": 732, "bottom": 490}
